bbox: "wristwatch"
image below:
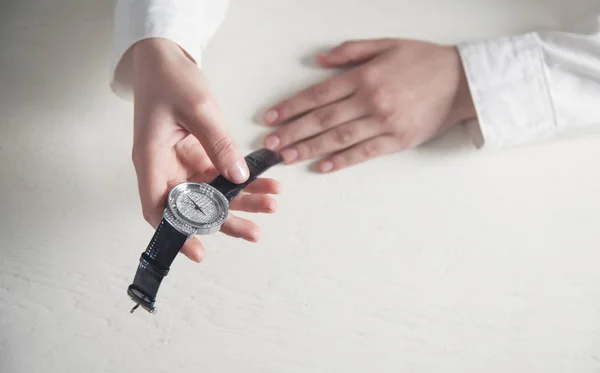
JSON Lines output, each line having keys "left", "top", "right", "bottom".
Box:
{"left": 127, "top": 148, "right": 282, "bottom": 314}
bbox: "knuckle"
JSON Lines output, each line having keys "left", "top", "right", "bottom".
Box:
{"left": 370, "top": 88, "right": 393, "bottom": 116}
{"left": 297, "top": 141, "right": 319, "bottom": 158}
{"left": 362, "top": 141, "right": 382, "bottom": 158}
{"left": 211, "top": 136, "right": 235, "bottom": 158}
{"left": 333, "top": 126, "right": 357, "bottom": 146}
{"left": 314, "top": 108, "right": 336, "bottom": 129}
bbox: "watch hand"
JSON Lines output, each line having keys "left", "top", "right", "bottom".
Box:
{"left": 187, "top": 195, "right": 205, "bottom": 215}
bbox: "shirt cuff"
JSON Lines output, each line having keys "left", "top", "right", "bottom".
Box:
{"left": 111, "top": 0, "right": 208, "bottom": 101}
{"left": 457, "top": 33, "right": 558, "bottom": 148}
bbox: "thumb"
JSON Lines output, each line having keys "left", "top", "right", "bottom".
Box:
{"left": 184, "top": 97, "right": 249, "bottom": 184}
{"left": 317, "top": 39, "right": 397, "bottom": 67}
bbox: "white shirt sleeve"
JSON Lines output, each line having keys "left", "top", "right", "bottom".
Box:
{"left": 458, "top": 14, "right": 600, "bottom": 148}
{"left": 111, "top": 0, "right": 230, "bottom": 100}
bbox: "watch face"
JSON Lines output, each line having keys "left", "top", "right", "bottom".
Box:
{"left": 167, "top": 183, "right": 228, "bottom": 233}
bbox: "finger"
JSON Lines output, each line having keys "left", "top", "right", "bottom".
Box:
{"left": 242, "top": 178, "right": 282, "bottom": 194}
{"left": 263, "top": 75, "right": 355, "bottom": 126}
{"left": 179, "top": 237, "right": 206, "bottom": 263}
{"left": 319, "top": 135, "right": 401, "bottom": 172}
{"left": 175, "top": 134, "right": 218, "bottom": 179}
{"left": 220, "top": 215, "right": 261, "bottom": 242}
{"left": 281, "top": 118, "right": 383, "bottom": 164}
{"left": 229, "top": 193, "right": 278, "bottom": 213}
{"left": 264, "top": 96, "right": 366, "bottom": 152}
{"left": 316, "top": 39, "right": 397, "bottom": 67}
{"left": 181, "top": 93, "right": 249, "bottom": 184}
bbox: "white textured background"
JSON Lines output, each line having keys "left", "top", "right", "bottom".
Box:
{"left": 2, "top": 1, "right": 600, "bottom": 372}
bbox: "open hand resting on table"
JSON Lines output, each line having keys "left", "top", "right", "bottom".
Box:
{"left": 263, "top": 38, "right": 477, "bottom": 172}
{"left": 131, "top": 38, "right": 281, "bottom": 263}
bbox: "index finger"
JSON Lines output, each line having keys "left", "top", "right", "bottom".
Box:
{"left": 264, "top": 74, "right": 355, "bottom": 126}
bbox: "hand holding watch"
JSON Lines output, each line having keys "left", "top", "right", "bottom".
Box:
{"left": 127, "top": 149, "right": 282, "bottom": 314}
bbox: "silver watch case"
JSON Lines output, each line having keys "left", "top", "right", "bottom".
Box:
{"left": 164, "top": 182, "right": 229, "bottom": 236}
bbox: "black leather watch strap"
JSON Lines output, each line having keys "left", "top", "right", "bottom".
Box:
{"left": 127, "top": 149, "right": 281, "bottom": 314}
{"left": 209, "top": 148, "right": 282, "bottom": 201}
{"left": 127, "top": 217, "right": 188, "bottom": 313}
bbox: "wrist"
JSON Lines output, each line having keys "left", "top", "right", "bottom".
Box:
{"left": 132, "top": 38, "right": 195, "bottom": 66}
{"left": 448, "top": 47, "right": 477, "bottom": 124}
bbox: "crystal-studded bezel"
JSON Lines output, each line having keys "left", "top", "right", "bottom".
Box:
{"left": 167, "top": 182, "right": 229, "bottom": 235}
{"left": 163, "top": 208, "right": 197, "bottom": 236}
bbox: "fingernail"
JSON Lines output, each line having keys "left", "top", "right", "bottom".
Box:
{"left": 249, "top": 231, "right": 260, "bottom": 242}
{"left": 320, "top": 161, "right": 334, "bottom": 172}
{"left": 264, "top": 110, "right": 279, "bottom": 124}
{"left": 227, "top": 160, "right": 249, "bottom": 183}
{"left": 264, "top": 135, "right": 280, "bottom": 150}
{"left": 281, "top": 148, "right": 299, "bottom": 163}
{"left": 265, "top": 199, "right": 278, "bottom": 213}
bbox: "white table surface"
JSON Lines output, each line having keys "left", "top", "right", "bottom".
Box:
{"left": 2, "top": 1, "right": 600, "bottom": 372}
